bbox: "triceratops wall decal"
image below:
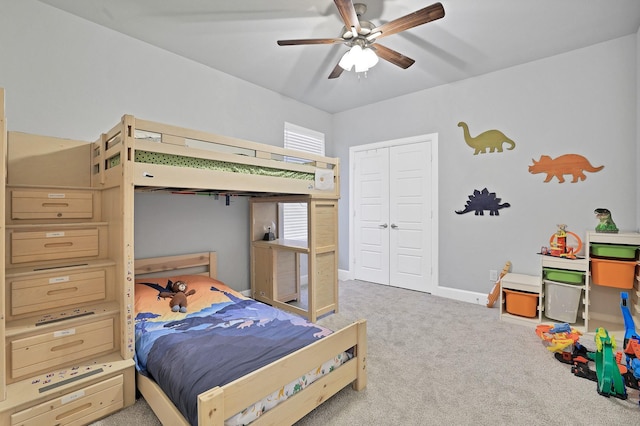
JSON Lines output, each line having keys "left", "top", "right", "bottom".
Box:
{"left": 528, "top": 154, "right": 604, "bottom": 183}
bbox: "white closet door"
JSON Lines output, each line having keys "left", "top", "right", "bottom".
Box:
{"left": 389, "top": 142, "right": 432, "bottom": 292}
{"left": 353, "top": 149, "right": 390, "bottom": 284}
{"left": 353, "top": 141, "right": 433, "bottom": 292}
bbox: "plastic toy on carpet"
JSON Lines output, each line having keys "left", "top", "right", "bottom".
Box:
{"left": 486, "top": 261, "right": 511, "bottom": 308}
{"left": 594, "top": 327, "right": 627, "bottom": 400}
{"left": 535, "top": 323, "right": 582, "bottom": 353}
{"left": 620, "top": 292, "right": 640, "bottom": 401}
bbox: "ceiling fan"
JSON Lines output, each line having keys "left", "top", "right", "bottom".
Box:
{"left": 277, "top": 1, "right": 445, "bottom": 79}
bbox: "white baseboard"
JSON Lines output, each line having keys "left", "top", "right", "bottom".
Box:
{"left": 432, "top": 286, "right": 488, "bottom": 306}
{"left": 339, "top": 268, "right": 487, "bottom": 306}
{"left": 338, "top": 269, "right": 353, "bottom": 281}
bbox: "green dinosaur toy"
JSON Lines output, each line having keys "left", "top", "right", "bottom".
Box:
{"left": 594, "top": 208, "right": 618, "bottom": 233}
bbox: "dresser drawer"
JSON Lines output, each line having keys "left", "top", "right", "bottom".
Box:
{"left": 10, "top": 375, "right": 124, "bottom": 426}
{"left": 10, "top": 228, "right": 99, "bottom": 264}
{"left": 11, "top": 190, "right": 93, "bottom": 220}
{"left": 10, "top": 318, "right": 114, "bottom": 380}
{"left": 10, "top": 270, "right": 106, "bottom": 316}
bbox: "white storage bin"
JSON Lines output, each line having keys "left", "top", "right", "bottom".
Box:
{"left": 544, "top": 280, "right": 582, "bottom": 323}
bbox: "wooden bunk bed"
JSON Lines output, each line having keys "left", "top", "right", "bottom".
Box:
{"left": 91, "top": 115, "right": 341, "bottom": 324}
{"left": 91, "top": 114, "right": 340, "bottom": 197}
{"left": 134, "top": 252, "right": 366, "bottom": 425}
{"left": 86, "top": 115, "right": 362, "bottom": 424}
{"left": 0, "top": 83, "right": 358, "bottom": 424}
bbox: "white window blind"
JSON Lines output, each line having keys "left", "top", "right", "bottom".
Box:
{"left": 283, "top": 122, "right": 325, "bottom": 241}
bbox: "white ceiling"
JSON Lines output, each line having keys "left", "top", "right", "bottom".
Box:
{"left": 37, "top": 0, "right": 640, "bottom": 114}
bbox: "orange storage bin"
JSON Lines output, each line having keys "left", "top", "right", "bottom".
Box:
{"left": 591, "top": 258, "right": 636, "bottom": 289}
{"left": 503, "top": 289, "right": 538, "bottom": 318}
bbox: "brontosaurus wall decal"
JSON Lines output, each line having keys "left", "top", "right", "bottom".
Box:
{"left": 458, "top": 122, "right": 516, "bottom": 155}
{"left": 528, "top": 154, "right": 604, "bottom": 183}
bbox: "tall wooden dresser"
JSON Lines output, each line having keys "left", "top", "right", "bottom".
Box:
{"left": 0, "top": 97, "right": 134, "bottom": 424}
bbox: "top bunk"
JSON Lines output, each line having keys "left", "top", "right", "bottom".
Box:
{"left": 91, "top": 115, "right": 339, "bottom": 198}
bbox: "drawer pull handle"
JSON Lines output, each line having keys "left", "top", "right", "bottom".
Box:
{"left": 47, "top": 287, "right": 78, "bottom": 296}
{"left": 42, "top": 202, "right": 69, "bottom": 208}
{"left": 44, "top": 242, "right": 74, "bottom": 248}
{"left": 56, "top": 403, "right": 92, "bottom": 420}
{"left": 51, "top": 340, "right": 84, "bottom": 351}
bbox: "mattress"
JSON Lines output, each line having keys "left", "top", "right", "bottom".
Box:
{"left": 108, "top": 150, "right": 314, "bottom": 181}
{"left": 134, "top": 274, "right": 348, "bottom": 425}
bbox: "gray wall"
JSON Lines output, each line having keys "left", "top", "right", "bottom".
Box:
{"left": 0, "top": 0, "right": 333, "bottom": 292}
{"left": 0, "top": 1, "right": 334, "bottom": 145}
{"left": 1, "top": 0, "right": 638, "bottom": 298}
{"left": 334, "top": 35, "right": 639, "bottom": 294}
{"left": 134, "top": 193, "right": 250, "bottom": 289}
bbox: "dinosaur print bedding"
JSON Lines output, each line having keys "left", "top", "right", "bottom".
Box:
{"left": 134, "top": 275, "right": 348, "bottom": 425}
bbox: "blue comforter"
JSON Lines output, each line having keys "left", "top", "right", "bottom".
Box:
{"left": 135, "top": 279, "right": 331, "bottom": 425}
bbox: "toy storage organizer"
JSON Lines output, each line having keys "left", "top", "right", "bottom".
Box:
{"left": 501, "top": 232, "right": 640, "bottom": 333}
{"left": 544, "top": 281, "right": 583, "bottom": 323}
{"left": 542, "top": 262, "right": 586, "bottom": 324}
{"left": 586, "top": 232, "right": 640, "bottom": 333}
{"left": 590, "top": 241, "right": 638, "bottom": 289}
{"left": 500, "top": 273, "right": 543, "bottom": 325}
{"left": 500, "top": 255, "right": 588, "bottom": 328}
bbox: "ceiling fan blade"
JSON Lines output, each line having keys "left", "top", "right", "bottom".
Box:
{"left": 328, "top": 62, "right": 344, "bottom": 79}
{"left": 371, "top": 2, "right": 444, "bottom": 40}
{"left": 373, "top": 44, "right": 415, "bottom": 69}
{"left": 277, "top": 38, "right": 344, "bottom": 46}
{"left": 334, "top": 0, "right": 361, "bottom": 35}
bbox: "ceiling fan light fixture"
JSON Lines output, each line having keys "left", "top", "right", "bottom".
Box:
{"left": 277, "top": 2, "right": 445, "bottom": 80}
{"left": 339, "top": 44, "right": 378, "bottom": 73}
{"left": 361, "top": 46, "right": 378, "bottom": 68}
{"left": 338, "top": 44, "right": 359, "bottom": 71}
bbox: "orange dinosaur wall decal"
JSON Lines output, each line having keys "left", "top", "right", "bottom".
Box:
{"left": 528, "top": 154, "right": 604, "bottom": 183}
{"left": 458, "top": 121, "right": 516, "bottom": 155}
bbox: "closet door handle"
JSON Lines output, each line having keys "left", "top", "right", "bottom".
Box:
{"left": 390, "top": 224, "right": 398, "bottom": 229}
{"left": 379, "top": 223, "right": 388, "bottom": 228}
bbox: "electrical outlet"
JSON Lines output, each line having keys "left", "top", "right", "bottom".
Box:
{"left": 489, "top": 269, "right": 498, "bottom": 281}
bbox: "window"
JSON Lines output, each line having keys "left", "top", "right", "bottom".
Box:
{"left": 283, "top": 122, "right": 325, "bottom": 241}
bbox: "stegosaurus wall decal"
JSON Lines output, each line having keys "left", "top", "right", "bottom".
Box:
{"left": 456, "top": 188, "right": 511, "bottom": 216}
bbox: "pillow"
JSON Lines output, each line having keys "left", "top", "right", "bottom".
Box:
{"left": 134, "top": 274, "right": 247, "bottom": 321}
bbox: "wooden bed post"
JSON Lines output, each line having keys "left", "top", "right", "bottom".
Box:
{"left": 120, "top": 114, "right": 136, "bottom": 360}
{"left": 0, "top": 88, "right": 5, "bottom": 402}
{"left": 354, "top": 319, "right": 368, "bottom": 391}
{"left": 198, "top": 387, "right": 225, "bottom": 425}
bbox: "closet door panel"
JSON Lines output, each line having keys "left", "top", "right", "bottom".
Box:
{"left": 389, "top": 142, "right": 432, "bottom": 292}
{"left": 353, "top": 139, "right": 433, "bottom": 292}
{"left": 353, "top": 149, "right": 390, "bottom": 285}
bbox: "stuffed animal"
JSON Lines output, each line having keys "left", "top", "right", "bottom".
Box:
{"left": 594, "top": 208, "right": 619, "bottom": 233}
{"left": 159, "top": 280, "right": 196, "bottom": 313}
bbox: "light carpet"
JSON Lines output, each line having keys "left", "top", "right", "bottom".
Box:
{"left": 92, "top": 280, "right": 640, "bottom": 426}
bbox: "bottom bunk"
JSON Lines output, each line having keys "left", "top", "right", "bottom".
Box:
{"left": 134, "top": 252, "right": 367, "bottom": 425}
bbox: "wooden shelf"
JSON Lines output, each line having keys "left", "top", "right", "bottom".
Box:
{"left": 250, "top": 196, "right": 338, "bottom": 323}
{"left": 0, "top": 354, "right": 133, "bottom": 413}
{"left": 586, "top": 231, "right": 640, "bottom": 333}
{"left": 6, "top": 258, "right": 116, "bottom": 278}
{"left": 5, "top": 301, "right": 120, "bottom": 337}
{"left": 6, "top": 221, "right": 108, "bottom": 230}
{"left": 251, "top": 238, "right": 309, "bottom": 253}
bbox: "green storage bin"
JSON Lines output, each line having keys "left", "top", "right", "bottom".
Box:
{"left": 543, "top": 267, "right": 585, "bottom": 284}
{"left": 590, "top": 243, "right": 638, "bottom": 259}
